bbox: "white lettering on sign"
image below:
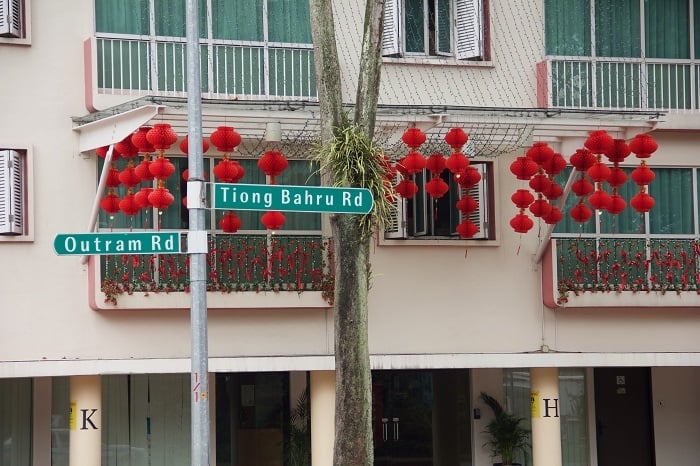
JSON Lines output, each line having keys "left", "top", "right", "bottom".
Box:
{"left": 281, "top": 189, "right": 335, "bottom": 207}
{"left": 218, "top": 186, "right": 273, "bottom": 208}
{"left": 342, "top": 191, "right": 364, "bottom": 206}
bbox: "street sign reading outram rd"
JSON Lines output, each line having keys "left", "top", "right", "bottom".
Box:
{"left": 54, "top": 232, "right": 182, "bottom": 256}
{"left": 213, "top": 183, "right": 374, "bottom": 214}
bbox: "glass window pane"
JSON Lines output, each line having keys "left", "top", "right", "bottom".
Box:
{"left": 154, "top": 0, "right": 186, "bottom": 37}
{"left": 0, "top": 378, "right": 32, "bottom": 466}
{"left": 545, "top": 0, "right": 591, "bottom": 56}
{"left": 436, "top": 0, "right": 452, "bottom": 54}
{"left": 645, "top": 0, "right": 689, "bottom": 59}
{"left": 649, "top": 168, "right": 694, "bottom": 234}
{"left": 695, "top": 0, "right": 700, "bottom": 58}
{"left": 268, "top": 0, "right": 312, "bottom": 43}
{"left": 559, "top": 368, "right": 589, "bottom": 466}
{"left": 52, "top": 378, "right": 70, "bottom": 466}
{"left": 95, "top": 0, "right": 149, "bottom": 35}
{"left": 599, "top": 168, "right": 644, "bottom": 235}
{"left": 212, "top": 0, "right": 263, "bottom": 41}
{"left": 405, "top": 0, "right": 426, "bottom": 53}
{"left": 595, "top": 0, "right": 641, "bottom": 57}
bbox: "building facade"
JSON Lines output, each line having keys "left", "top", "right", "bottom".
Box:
{"left": 2, "top": 0, "right": 700, "bottom": 465}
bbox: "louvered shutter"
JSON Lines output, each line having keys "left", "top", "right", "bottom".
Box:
{"left": 385, "top": 177, "right": 408, "bottom": 238}
{"left": 0, "top": 150, "right": 23, "bottom": 235}
{"left": 457, "top": 163, "right": 487, "bottom": 239}
{"left": 455, "top": 0, "right": 483, "bottom": 60}
{"left": 382, "top": 0, "right": 402, "bottom": 57}
{"left": 0, "top": 0, "right": 21, "bottom": 38}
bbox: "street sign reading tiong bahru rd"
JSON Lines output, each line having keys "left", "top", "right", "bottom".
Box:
{"left": 213, "top": 183, "right": 374, "bottom": 214}
{"left": 54, "top": 232, "right": 182, "bottom": 256}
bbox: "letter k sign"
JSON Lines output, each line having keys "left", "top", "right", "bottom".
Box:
{"left": 80, "top": 408, "right": 99, "bottom": 430}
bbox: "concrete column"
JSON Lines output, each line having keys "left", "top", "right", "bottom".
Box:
{"left": 530, "top": 367, "right": 562, "bottom": 466}
{"left": 69, "top": 375, "right": 102, "bottom": 466}
{"left": 310, "top": 370, "right": 335, "bottom": 466}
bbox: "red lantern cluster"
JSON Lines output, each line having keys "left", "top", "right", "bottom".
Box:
{"left": 629, "top": 133, "right": 658, "bottom": 213}
{"left": 395, "top": 127, "right": 426, "bottom": 199}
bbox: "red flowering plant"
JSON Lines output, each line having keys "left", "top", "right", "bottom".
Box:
{"left": 556, "top": 237, "right": 700, "bottom": 304}
{"left": 101, "top": 234, "right": 335, "bottom": 305}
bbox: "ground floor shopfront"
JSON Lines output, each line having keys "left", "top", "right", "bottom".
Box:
{"left": 2, "top": 364, "right": 700, "bottom": 466}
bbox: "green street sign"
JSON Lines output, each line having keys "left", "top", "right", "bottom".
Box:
{"left": 212, "top": 183, "right": 374, "bottom": 214}
{"left": 54, "top": 232, "right": 182, "bottom": 256}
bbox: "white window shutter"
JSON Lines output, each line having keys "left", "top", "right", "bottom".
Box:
{"left": 385, "top": 180, "right": 408, "bottom": 239}
{"left": 382, "top": 0, "right": 402, "bottom": 57}
{"left": 458, "top": 164, "right": 487, "bottom": 239}
{"left": 0, "top": 150, "right": 23, "bottom": 235}
{"left": 0, "top": 0, "right": 22, "bottom": 38}
{"left": 454, "top": 0, "right": 483, "bottom": 60}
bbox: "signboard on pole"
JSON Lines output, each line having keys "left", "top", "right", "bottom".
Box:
{"left": 53, "top": 232, "right": 182, "bottom": 256}
{"left": 213, "top": 183, "right": 374, "bottom": 214}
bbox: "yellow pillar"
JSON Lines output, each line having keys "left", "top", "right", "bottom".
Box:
{"left": 310, "top": 370, "right": 336, "bottom": 466}
{"left": 530, "top": 367, "right": 562, "bottom": 466}
{"left": 69, "top": 375, "right": 102, "bottom": 466}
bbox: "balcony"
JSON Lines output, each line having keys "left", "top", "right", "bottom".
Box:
{"left": 537, "top": 57, "right": 700, "bottom": 111}
{"left": 542, "top": 237, "right": 700, "bottom": 308}
{"left": 91, "top": 234, "right": 333, "bottom": 310}
{"left": 87, "top": 34, "right": 317, "bottom": 103}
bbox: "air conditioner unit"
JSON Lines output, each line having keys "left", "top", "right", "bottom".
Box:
{"left": 0, "top": 0, "right": 21, "bottom": 38}
{"left": 0, "top": 149, "right": 23, "bottom": 235}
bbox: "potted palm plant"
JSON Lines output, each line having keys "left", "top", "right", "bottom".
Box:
{"left": 480, "top": 392, "right": 529, "bottom": 466}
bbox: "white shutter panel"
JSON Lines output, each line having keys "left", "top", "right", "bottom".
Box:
{"left": 0, "top": 150, "right": 23, "bottom": 235}
{"left": 385, "top": 178, "right": 408, "bottom": 238}
{"left": 454, "top": 0, "right": 483, "bottom": 60}
{"left": 0, "top": 0, "right": 22, "bottom": 38}
{"left": 458, "top": 163, "right": 487, "bottom": 239}
{"left": 382, "top": 0, "right": 402, "bottom": 56}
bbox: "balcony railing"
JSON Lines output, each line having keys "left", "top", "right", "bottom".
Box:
{"left": 92, "top": 35, "right": 317, "bottom": 100}
{"left": 100, "top": 234, "right": 333, "bottom": 305}
{"left": 537, "top": 57, "right": 700, "bottom": 111}
{"left": 554, "top": 237, "right": 700, "bottom": 303}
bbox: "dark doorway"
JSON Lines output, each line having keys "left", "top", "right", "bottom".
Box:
{"left": 594, "top": 367, "right": 655, "bottom": 466}
{"left": 372, "top": 369, "right": 471, "bottom": 466}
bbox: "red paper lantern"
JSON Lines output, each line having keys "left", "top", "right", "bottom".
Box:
{"left": 148, "top": 187, "right": 175, "bottom": 210}
{"left": 115, "top": 137, "right": 139, "bottom": 158}
{"left": 132, "top": 127, "right": 155, "bottom": 153}
{"left": 631, "top": 192, "right": 655, "bottom": 213}
{"left": 210, "top": 126, "right": 242, "bottom": 153}
{"left": 631, "top": 164, "right": 655, "bottom": 186}
{"left": 444, "top": 128, "right": 468, "bottom": 150}
{"left": 426, "top": 153, "right": 446, "bottom": 174}
{"left": 572, "top": 178, "right": 594, "bottom": 197}
{"left": 607, "top": 194, "right": 626, "bottom": 214}
{"left": 402, "top": 128, "right": 426, "bottom": 149}
{"left": 529, "top": 173, "right": 552, "bottom": 193}
{"left": 605, "top": 139, "right": 631, "bottom": 163}
{"left": 456, "top": 219, "right": 478, "bottom": 238}
{"left": 526, "top": 142, "right": 555, "bottom": 165}
{"left": 220, "top": 212, "right": 242, "bottom": 233}
{"left": 510, "top": 156, "right": 538, "bottom": 180}
{"left": 261, "top": 211, "right": 285, "bottom": 230}
{"left": 607, "top": 167, "right": 628, "bottom": 187}
{"left": 258, "top": 150, "right": 289, "bottom": 177}
{"left": 135, "top": 187, "right": 153, "bottom": 208}
{"left": 135, "top": 158, "right": 155, "bottom": 181}
{"left": 100, "top": 190, "right": 121, "bottom": 214}
{"left": 106, "top": 166, "right": 121, "bottom": 188}
{"left": 118, "top": 165, "right": 141, "bottom": 188}
{"left": 510, "top": 213, "right": 534, "bottom": 233}
{"left": 395, "top": 179, "right": 419, "bottom": 198}
{"left": 179, "top": 136, "right": 210, "bottom": 155}
{"left": 570, "top": 149, "right": 596, "bottom": 170}
{"left": 455, "top": 166, "right": 482, "bottom": 188}
{"left": 588, "top": 189, "right": 612, "bottom": 211}
{"left": 629, "top": 133, "right": 658, "bottom": 158}
{"left": 119, "top": 193, "right": 141, "bottom": 216}
{"left": 542, "top": 207, "right": 563, "bottom": 225}
{"left": 584, "top": 130, "right": 614, "bottom": 155}
{"left": 400, "top": 152, "right": 427, "bottom": 174}
{"left": 96, "top": 146, "right": 109, "bottom": 158}
{"left": 213, "top": 159, "right": 244, "bottom": 183}
{"left": 511, "top": 189, "right": 535, "bottom": 209}
{"left": 529, "top": 198, "right": 552, "bottom": 218}
{"left": 587, "top": 161, "right": 611, "bottom": 182}
{"left": 541, "top": 152, "right": 567, "bottom": 176}
{"left": 146, "top": 123, "right": 178, "bottom": 150}
{"left": 425, "top": 177, "right": 449, "bottom": 198}
{"left": 457, "top": 195, "right": 479, "bottom": 213}
{"left": 570, "top": 202, "right": 592, "bottom": 223}
{"left": 445, "top": 152, "right": 470, "bottom": 174}
{"left": 149, "top": 157, "right": 176, "bottom": 180}
{"left": 541, "top": 181, "right": 563, "bottom": 200}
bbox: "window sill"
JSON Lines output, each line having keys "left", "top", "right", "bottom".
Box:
{"left": 382, "top": 56, "right": 494, "bottom": 68}
{"left": 379, "top": 237, "right": 499, "bottom": 247}
{"left": 0, "top": 37, "right": 30, "bottom": 46}
{"left": 0, "top": 234, "right": 33, "bottom": 242}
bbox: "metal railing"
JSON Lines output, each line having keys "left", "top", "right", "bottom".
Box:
{"left": 94, "top": 35, "right": 317, "bottom": 100}
{"left": 542, "top": 57, "right": 700, "bottom": 111}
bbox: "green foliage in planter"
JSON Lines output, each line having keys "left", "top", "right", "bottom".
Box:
{"left": 480, "top": 392, "right": 529, "bottom": 466}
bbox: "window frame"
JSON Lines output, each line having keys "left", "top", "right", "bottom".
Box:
{"left": 0, "top": 145, "right": 33, "bottom": 241}
{"left": 0, "top": 0, "right": 31, "bottom": 45}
